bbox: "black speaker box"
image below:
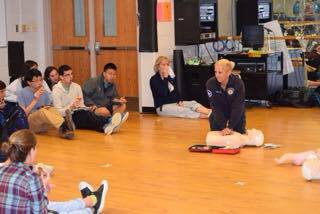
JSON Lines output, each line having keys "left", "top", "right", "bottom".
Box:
{"left": 8, "top": 41, "right": 25, "bottom": 83}
{"left": 185, "top": 64, "right": 213, "bottom": 107}
{"left": 138, "top": 0, "right": 158, "bottom": 52}
{"left": 173, "top": 50, "right": 186, "bottom": 99}
{"left": 174, "top": 0, "right": 217, "bottom": 45}
{"left": 236, "top": 0, "right": 272, "bottom": 35}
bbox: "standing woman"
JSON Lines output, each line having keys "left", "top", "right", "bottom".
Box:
{"left": 206, "top": 59, "right": 246, "bottom": 135}
{"left": 44, "top": 66, "right": 59, "bottom": 90}
{"left": 150, "top": 56, "right": 211, "bottom": 119}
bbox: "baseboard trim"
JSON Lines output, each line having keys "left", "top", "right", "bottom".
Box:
{"left": 142, "top": 106, "right": 156, "bottom": 113}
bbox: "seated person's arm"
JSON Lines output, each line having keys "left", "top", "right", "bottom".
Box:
{"left": 29, "top": 174, "right": 48, "bottom": 213}
{"left": 52, "top": 90, "right": 81, "bottom": 115}
{"left": 5, "top": 79, "right": 21, "bottom": 102}
{"left": 228, "top": 82, "right": 245, "bottom": 131}
{"left": 150, "top": 78, "right": 178, "bottom": 105}
{"left": 17, "top": 88, "right": 44, "bottom": 115}
{"left": 307, "top": 80, "right": 320, "bottom": 87}
{"left": 82, "top": 81, "right": 97, "bottom": 107}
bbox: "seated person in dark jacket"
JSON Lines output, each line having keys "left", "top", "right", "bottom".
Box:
{"left": 82, "top": 63, "right": 128, "bottom": 123}
{"left": 206, "top": 59, "right": 246, "bottom": 135}
{"left": 0, "top": 80, "right": 29, "bottom": 162}
{"left": 150, "top": 56, "right": 211, "bottom": 119}
{"left": 306, "top": 44, "right": 320, "bottom": 81}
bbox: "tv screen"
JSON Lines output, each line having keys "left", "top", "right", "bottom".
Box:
{"left": 258, "top": 3, "right": 270, "bottom": 20}
{"left": 200, "top": 4, "right": 215, "bottom": 22}
{"left": 241, "top": 25, "right": 264, "bottom": 49}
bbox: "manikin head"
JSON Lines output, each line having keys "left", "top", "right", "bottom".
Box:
{"left": 214, "top": 59, "right": 235, "bottom": 86}
{"left": 247, "top": 129, "right": 264, "bottom": 146}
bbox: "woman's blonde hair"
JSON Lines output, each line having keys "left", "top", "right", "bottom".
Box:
{"left": 1, "top": 129, "right": 37, "bottom": 162}
{"left": 154, "top": 56, "right": 170, "bottom": 72}
{"left": 215, "top": 59, "right": 235, "bottom": 73}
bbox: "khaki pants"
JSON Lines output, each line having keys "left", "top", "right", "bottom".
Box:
{"left": 28, "top": 107, "right": 64, "bottom": 133}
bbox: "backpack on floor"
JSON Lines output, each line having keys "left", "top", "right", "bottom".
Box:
{"left": 0, "top": 102, "right": 29, "bottom": 142}
{"left": 275, "top": 87, "right": 315, "bottom": 108}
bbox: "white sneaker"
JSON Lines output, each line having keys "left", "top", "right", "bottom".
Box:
{"left": 104, "top": 113, "right": 122, "bottom": 135}
{"left": 113, "top": 112, "right": 129, "bottom": 133}
{"left": 93, "top": 180, "right": 109, "bottom": 214}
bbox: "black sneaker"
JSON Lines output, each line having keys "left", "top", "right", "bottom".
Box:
{"left": 65, "top": 109, "right": 75, "bottom": 131}
{"left": 79, "top": 181, "right": 94, "bottom": 198}
{"left": 59, "top": 122, "right": 74, "bottom": 140}
{"left": 92, "top": 180, "right": 108, "bottom": 214}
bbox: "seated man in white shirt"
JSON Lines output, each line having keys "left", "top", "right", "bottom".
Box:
{"left": 52, "top": 65, "right": 123, "bottom": 135}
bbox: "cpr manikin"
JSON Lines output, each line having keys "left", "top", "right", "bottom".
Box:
{"left": 205, "top": 129, "right": 264, "bottom": 148}
{"left": 275, "top": 149, "right": 320, "bottom": 181}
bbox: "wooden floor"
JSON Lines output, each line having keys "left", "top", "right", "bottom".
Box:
{"left": 37, "top": 107, "right": 320, "bottom": 214}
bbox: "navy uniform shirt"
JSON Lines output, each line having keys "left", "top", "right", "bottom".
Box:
{"left": 206, "top": 74, "right": 245, "bottom": 130}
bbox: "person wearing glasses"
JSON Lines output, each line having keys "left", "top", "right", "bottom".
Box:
{"left": 52, "top": 65, "right": 123, "bottom": 135}
{"left": 5, "top": 60, "right": 52, "bottom": 103}
{"left": 16, "top": 69, "right": 74, "bottom": 139}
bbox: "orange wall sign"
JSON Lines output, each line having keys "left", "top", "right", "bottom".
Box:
{"left": 157, "top": 2, "right": 172, "bottom": 22}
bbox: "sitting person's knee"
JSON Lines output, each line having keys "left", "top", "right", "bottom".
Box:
{"left": 94, "top": 107, "right": 111, "bottom": 117}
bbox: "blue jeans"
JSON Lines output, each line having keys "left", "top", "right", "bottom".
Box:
{"left": 47, "top": 198, "right": 92, "bottom": 214}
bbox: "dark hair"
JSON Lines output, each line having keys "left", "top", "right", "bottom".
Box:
{"left": 58, "top": 64, "right": 72, "bottom": 76}
{"left": 24, "top": 69, "right": 43, "bottom": 87}
{"left": 20, "top": 60, "right": 39, "bottom": 87}
{"left": 25, "top": 60, "right": 38, "bottom": 69}
{"left": 103, "top": 63, "right": 117, "bottom": 72}
{"left": 1, "top": 129, "right": 37, "bottom": 162}
{"left": 0, "top": 80, "right": 6, "bottom": 90}
{"left": 44, "top": 66, "right": 58, "bottom": 90}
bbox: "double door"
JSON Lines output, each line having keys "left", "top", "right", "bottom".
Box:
{"left": 50, "top": 0, "right": 138, "bottom": 97}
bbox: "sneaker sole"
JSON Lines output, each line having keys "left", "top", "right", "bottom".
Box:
{"left": 104, "top": 113, "right": 122, "bottom": 135}
{"left": 97, "top": 180, "right": 108, "bottom": 214}
{"left": 113, "top": 112, "right": 129, "bottom": 133}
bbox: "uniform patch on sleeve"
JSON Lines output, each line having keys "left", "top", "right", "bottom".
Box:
{"left": 227, "top": 87, "right": 235, "bottom": 95}
{"left": 207, "top": 90, "right": 213, "bottom": 97}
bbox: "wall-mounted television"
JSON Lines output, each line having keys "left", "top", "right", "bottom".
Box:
{"left": 258, "top": 3, "right": 271, "bottom": 20}
{"left": 200, "top": 4, "right": 215, "bottom": 22}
